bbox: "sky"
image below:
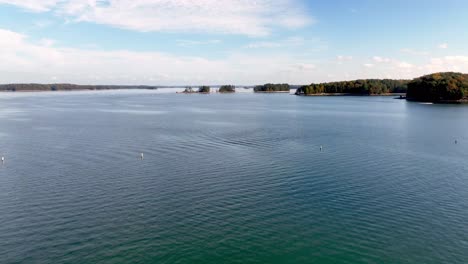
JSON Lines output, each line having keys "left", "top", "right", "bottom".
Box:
{"left": 0, "top": 0, "right": 467, "bottom": 85}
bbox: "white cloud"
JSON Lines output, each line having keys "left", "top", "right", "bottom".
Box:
{"left": 336, "top": 55, "right": 353, "bottom": 65}
{"left": 33, "top": 20, "right": 54, "bottom": 28}
{"left": 244, "top": 37, "right": 317, "bottom": 49}
{"left": 244, "top": 41, "right": 283, "bottom": 49}
{"left": 425, "top": 56, "right": 468, "bottom": 73}
{"left": 397, "top": 62, "right": 414, "bottom": 69}
{"left": 39, "top": 38, "right": 55, "bottom": 47}
{"left": 0, "top": 28, "right": 320, "bottom": 85}
{"left": 293, "top": 63, "right": 316, "bottom": 71}
{"left": 0, "top": 0, "right": 313, "bottom": 37}
{"left": 400, "top": 48, "right": 429, "bottom": 56}
{"left": 438, "top": 43, "right": 448, "bottom": 49}
{"left": 0, "top": 0, "right": 59, "bottom": 12}
{"left": 176, "top": 39, "right": 221, "bottom": 47}
{"left": 372, "top": 56, "right": 391, "bottom": 63}
{"left": 1, "top": 28, "right": 467, "bottom": 85}
{"left": 337, "top": 55, "right": 353, "bottom": 61}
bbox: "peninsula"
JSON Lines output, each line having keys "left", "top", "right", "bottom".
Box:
{"left": 295, "top": 79, "right": 408, "bottom": 96}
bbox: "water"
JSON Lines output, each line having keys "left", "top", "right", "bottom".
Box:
{"left": 0, "top": 90, "right": 467, "bottom": 263}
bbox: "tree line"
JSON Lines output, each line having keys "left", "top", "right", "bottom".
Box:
{"left": 0, "top": 83, "right": 159, "bottom": 91}
{"left": 295, "top": 79, "right": 409, "bottom": 95}
{"left": 219, "top": 85, "right": 235, "bottom": 93}
{"left": 406, "top": 72, "right": 468, "bottom": 102}
{"left": 254, "top": 83, "right": 290, "bottom": 92}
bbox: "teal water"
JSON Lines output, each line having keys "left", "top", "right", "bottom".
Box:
{"left": 0, "top": 91, "right": 467, "bottom": 263}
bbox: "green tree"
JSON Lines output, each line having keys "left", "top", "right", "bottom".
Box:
{"left": 254, "top": 83, "right": 290, "bottom": 92}
{"left": 219, "top": 85, "right": 235, "bottom": 93}
{"left": 406, "top": 72, "right": 468, "bottom": 102}
{"left": 198, "top": 86, "right": 211, "bottom": 93}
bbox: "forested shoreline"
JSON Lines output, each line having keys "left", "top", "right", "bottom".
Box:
{"left": 254, "top": 84, "right": 290, "bottom": 92}
{"left": 0, "top": 83, "right": 159, "bottom": 91}
{"left": 2, "top": 72, "right": 467, "bottom": 103}
{"left": 406, "top": 72, "right": 468, "bottom": 102}
{"left": 295, "top": 79, "right": 409, "bottom": 95}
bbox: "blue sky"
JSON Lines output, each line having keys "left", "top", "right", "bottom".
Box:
{"left": 0, "top": 0, "right": 467, "bottom": 85}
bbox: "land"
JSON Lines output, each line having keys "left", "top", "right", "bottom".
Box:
{"left": 294, "top": 72, "right": 468, "bottom": 103}
{"left": 1, "top": 72, "right": 467, "bottom": 103}
{"left": 178, "top": 86, "right": 212, "bottom": 94}
{"left": 218, "top": 85, "right": 235, "bottom": 93}
{"left": 406, "top": 72, "right": 468, "bottom": 103}
{"left": 254, "top": 83, "right": 290, "bottom": 93}
{"left": 177, "top": 85, "right": 235, "bottom": 94}
{"left": 295, "top": 79, "right": 409, "bottom": 96}
{"left": 0, "top": 83, "right": 159, "bottom": 92}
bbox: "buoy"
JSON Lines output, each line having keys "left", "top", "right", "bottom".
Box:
{"left": 320, "top": 145, "right": 323, "bottom": 152}
{"left": 140, "top": 153, "right": 144, "bottom": 160}
{"left": 1, "top": 156, "right": 4, "bottom": 164}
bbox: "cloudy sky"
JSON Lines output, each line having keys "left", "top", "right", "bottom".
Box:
{"left": 0, "top": 0, "right": 467, "bottom": 85}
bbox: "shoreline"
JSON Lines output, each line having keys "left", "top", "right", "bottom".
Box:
{"left": 0, "top": 88, "right": 158, "bottom": 93}
{"left": 406, "top": 98, "right": 468, "bottom": 104}
{"left": 295, "top": 93, "right": 406, "bottom": 96}
{"left": 253, "top": 91, "right": 290, "bottom": 93}
{"left": 1, "top": 89, "right": 467, "bottom": 104}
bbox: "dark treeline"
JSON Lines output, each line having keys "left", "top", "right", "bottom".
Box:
{"left": 406, "top": 72, "right": 468, "bottom": 102}
{"left": 254, "top": 83, "right": 290, "bottom": 92}
{"left": 0, "top": 83, "right": 158, "bottom": 92}
{"left": 198, "top": 86, "right": 211, "bottom": 93}
{"left": 219, "top": 85, "right": 235, "bottom": 93}
{"left": 296, "top": 79, "right": 409, "bottom": 95}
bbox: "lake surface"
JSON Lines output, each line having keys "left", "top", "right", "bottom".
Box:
{"left": 0, "top": 90, "right": 467, "bottom": 263}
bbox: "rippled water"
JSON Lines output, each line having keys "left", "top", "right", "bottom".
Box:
{"left": 0, "top": 90, "right": 467, "bottom": 263}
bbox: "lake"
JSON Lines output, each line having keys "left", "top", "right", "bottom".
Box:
{"left": 0, "top": 90, "right": 467, "bottom": 263}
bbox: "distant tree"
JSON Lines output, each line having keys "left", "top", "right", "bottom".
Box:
{"left": 0, "top": 83, "right": 159, "bottom": 91}
{"left": 254, "top": 83, "right": 290, "bottom": 92}
{"left": 296, "top": 79, "right": 409, "bottom": 95}
{"left": 183, "top": 86, "right": 194, "bottom": 93}
{"left": 198, "top": 86, "right": 211, "bottom": 93}
{"left": 219, "top": 85, "right": 235, "bottom": 93}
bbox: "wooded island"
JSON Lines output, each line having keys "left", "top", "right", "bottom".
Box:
{"left": 406, "top": 72, "right": 468, "bottom": 103}
{"left": 254, "top": 83, "right": 290, "bottom": 93}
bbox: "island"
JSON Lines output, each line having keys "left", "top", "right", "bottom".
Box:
{"left": 0, "top": 83, "right": 159, "bottom": 92}
{"left": 406, "top": 72, "right": 468, "bottom": 103}
{"left": 295, "top": 79, "right": 408, "bottom": 96}
{"left": 254, "top": 83, "right": 290, "bottom": 93}
{"left": 178, "top": 86, "right": 211, "bottom": 94}
{"left": 219, "top": 85, "right": 235, "bottom": 93}
{"left": 198, "top": 86, "right": 211, "bottom": 93}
